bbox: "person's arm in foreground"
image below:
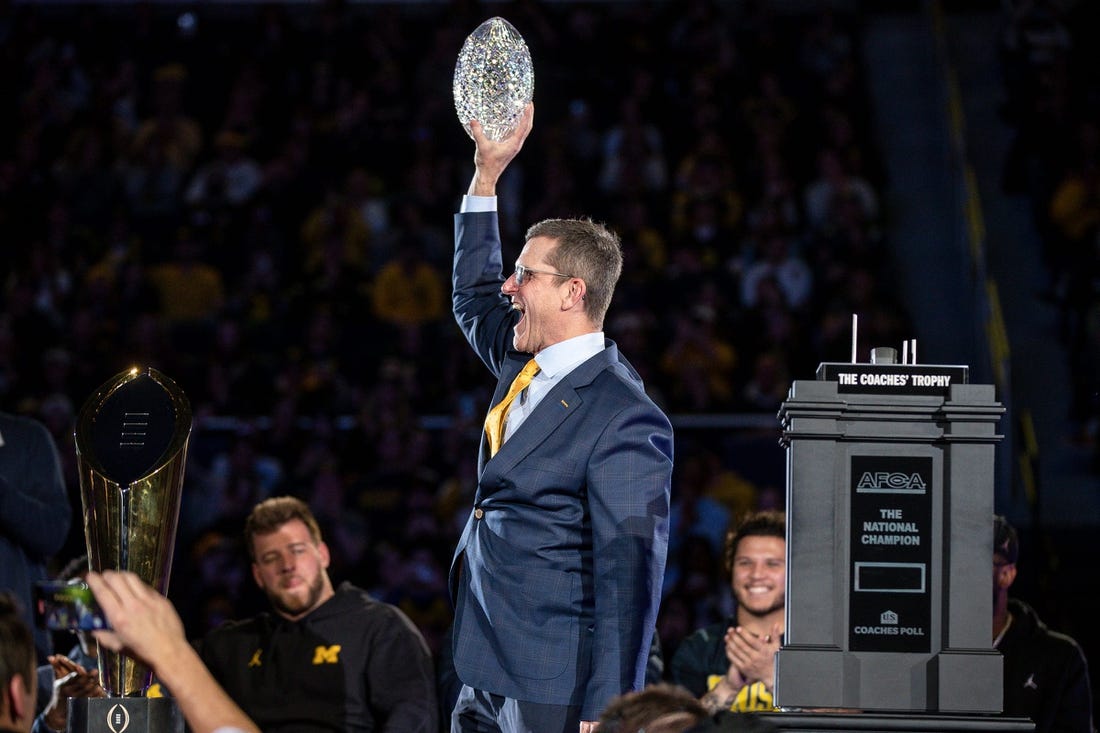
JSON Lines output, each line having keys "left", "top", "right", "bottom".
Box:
{"left": 85, "top": 571, "right": 259, "bottom": 733}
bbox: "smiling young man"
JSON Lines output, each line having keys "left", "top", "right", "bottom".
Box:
{"left": 669, "top": 510, "right": 786, "bottom": 713}
{"left": 448, "top": 103, "right": 674, "bottom": 733}
{"left": 196, "top": 496, "right": 438, "bottom": 732}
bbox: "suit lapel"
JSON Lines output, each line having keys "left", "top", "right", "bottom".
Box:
{"left": 480, "top": 344, "right": 622, "bottom": 479}
{"left": 488, "top": 381, "right": 582, "bottom": 473}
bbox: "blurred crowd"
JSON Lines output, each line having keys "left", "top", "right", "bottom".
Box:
{"left": 997, "top": 0, "right": 1100, "bottom": 470}
{"left": 0, "top": 0, "right": 917, "bottom": 664}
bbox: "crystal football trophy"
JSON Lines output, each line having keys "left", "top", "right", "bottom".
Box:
{"left": 453, "top": 16, "right": 534, "bottom": 141}
{"left": 69, "top": 366, "right": 191, "bottom": 733}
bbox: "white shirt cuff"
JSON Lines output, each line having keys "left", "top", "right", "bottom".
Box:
{"left": 461, "top": 195, "right": 497, "bottom": 213}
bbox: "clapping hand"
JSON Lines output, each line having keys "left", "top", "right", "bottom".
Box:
{"left": 724, "top": 622, "right": 782, "bottom": 690}
{"left": 42, "top": 654, "right": 105, "bottom": 730}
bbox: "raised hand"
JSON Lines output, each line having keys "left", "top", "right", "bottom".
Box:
{"left": 86, "top": 570, "right": 186, "bottom": 666}
{"left": 468, "top": 102, "right": 534, "bottom": 196}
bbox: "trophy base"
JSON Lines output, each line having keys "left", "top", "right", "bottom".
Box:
{"left": 69, "top": 696, "right": 184, "bottom": 733}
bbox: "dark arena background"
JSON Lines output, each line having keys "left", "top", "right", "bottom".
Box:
{"left": 2, "top": 0, "right": 1096, "bottom": 724}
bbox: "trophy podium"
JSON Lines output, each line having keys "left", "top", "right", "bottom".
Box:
{"left": 768, "top": 346, "right": 1033, "bottom": 733}
{"left": 69, "top": 366, "right": 191, "bottom": 733}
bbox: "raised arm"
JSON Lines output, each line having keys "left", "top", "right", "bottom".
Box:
{"left": 467, "top": 102, "right": 534, "bottom": 197}
{"left": 86, "top": 571, "right": 259, "bottom": 733}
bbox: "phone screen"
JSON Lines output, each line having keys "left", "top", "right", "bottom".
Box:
{"left": 33, "top": 580, "right": 109, "bottom": 631}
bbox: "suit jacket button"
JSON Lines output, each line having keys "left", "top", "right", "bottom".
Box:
{"left": 474, "top": 508, "right": 484, "bottom": 519}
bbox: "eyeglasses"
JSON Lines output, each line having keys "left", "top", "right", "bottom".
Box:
{"left": 513, "top": 263, "right": 575, "bottom": 286}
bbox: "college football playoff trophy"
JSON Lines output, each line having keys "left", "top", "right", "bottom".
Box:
{"left": 70, "top": 366, "right": 191, "bottom": 733}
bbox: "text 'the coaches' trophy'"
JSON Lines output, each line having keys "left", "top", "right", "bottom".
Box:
{"left": 71, "top": 366, "right": 191, "bottom": 733}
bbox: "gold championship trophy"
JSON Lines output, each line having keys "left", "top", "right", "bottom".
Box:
{"left": 70, "top": 366, "right": 190, "bottom": 733}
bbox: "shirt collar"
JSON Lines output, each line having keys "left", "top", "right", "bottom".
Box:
{"left": 533, "top": 332, "right": 604, "bottom": 378}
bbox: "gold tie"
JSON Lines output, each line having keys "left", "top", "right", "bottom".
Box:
{"left": 484, "top": 358, "right": 540, "bottom": 456}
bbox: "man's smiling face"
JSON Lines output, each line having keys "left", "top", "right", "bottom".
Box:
{"left": 501, "top": 235, "right": 575, "bottom": 354}
{"left": 730, "top": 535, "right": 786, "bottom": 617}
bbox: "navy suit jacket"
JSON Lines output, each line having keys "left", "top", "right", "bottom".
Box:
{"left": 0, "top": 412, "right": 71, "bottom": 663}
{"left": 449, "top": 211, "right": 673, "bottom": 720}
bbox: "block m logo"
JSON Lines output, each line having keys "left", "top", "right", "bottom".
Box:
{"left": 312, "top": 645, "right": 342, "bottom": 664}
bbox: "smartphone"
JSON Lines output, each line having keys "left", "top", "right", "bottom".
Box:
{"left": 33, "top": 580, "right": 109, "bottom": 631}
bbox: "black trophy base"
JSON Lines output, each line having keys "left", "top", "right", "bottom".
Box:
{"left": 761, "top": 711, "right": 1035, "bottom": 733}
{"left": 69, "top": 696, "right": 184, "bottom": 733}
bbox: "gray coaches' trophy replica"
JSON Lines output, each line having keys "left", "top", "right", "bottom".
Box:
{"left": 767, "top": 342, "right": 1033, "bottom": 733}
{"left": 70, "top": 366, "right": 191, "bottom": 733}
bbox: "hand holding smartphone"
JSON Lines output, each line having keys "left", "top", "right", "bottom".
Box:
{"left": 34, "top": 579, "right": 110, "bottom": 631}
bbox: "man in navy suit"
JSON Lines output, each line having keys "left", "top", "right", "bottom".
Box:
{"left": 449, "top": 102, "right": 674, "bottom": 733}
